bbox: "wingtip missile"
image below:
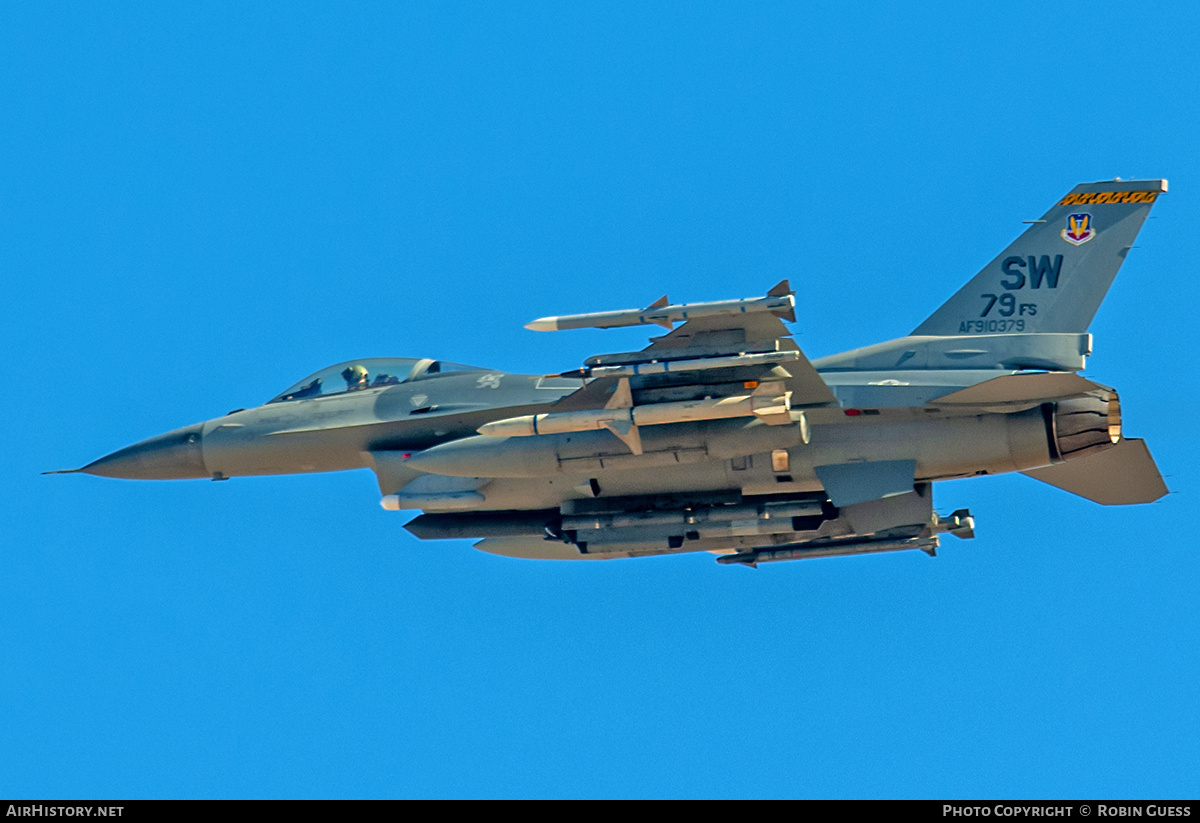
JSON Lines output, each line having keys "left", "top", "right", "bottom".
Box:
{"left": 524, "top": 284, "right": 795, "bottom": 333}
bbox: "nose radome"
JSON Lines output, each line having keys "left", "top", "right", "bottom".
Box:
{"left": 78, "top": 423, "right": 208, "bottom": 480}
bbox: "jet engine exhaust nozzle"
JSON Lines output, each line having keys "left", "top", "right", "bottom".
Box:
{"left": 1050, "top": 392, "right": 1122, "bottom": 462}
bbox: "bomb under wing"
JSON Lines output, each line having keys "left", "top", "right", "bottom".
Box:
{"left": 52, "top": 180, "right": 1171, "bottom": 566}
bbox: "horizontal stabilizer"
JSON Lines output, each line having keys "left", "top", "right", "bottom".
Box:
{"left": 1022, "top": 438, "right": 1168, "bottom": 505}
{"left": 814, "top": 459, "right": 917, "bottom": 507}
{"left": 930, "top": 372, "right": 1105, "bottom": 405}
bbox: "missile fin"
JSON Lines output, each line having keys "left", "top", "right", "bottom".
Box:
{"left": 642, "top": 295, "right": 673, "bottom": 328}
{"left": 601, "top": 419, "right": 643, "bottom": 455}
{"left": 605, "top": 377, "right": 634, "bottom": 409}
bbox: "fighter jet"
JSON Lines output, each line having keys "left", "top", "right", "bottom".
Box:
{"left": 51, "top": 179, "right": 1170, "bottom": 565}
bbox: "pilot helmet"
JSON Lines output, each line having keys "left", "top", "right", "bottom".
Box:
{"left": 342, "top": 364, "right": 369, "bottom": 386}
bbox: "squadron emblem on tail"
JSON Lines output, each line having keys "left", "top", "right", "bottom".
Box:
{"left": 1061, "top": 212, "right": 1096, "bottom": 245}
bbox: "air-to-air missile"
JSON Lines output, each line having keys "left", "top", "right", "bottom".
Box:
{"left": 523, "top": 281, "right": 795, "bottom": 331}
{"left": 52, "top": 179, "right": 1170, "bottom": 565}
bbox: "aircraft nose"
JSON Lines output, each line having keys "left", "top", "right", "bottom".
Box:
{"left": 78, "top": 423, "right": 208, "bottom": 480}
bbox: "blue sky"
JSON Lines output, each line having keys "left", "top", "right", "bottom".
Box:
{"left": 3, "top": 2, "right": 1198, "bottom": 798}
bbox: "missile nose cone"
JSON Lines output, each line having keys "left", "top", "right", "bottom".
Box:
{"left": 77, "top": 423, "right": 208, "bottom": 480}
{"left": 524, "top": 317, "right": 558, "bottom": 332}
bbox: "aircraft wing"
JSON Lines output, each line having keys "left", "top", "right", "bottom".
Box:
{"left": 546, "top": 280, "right": 837, "bottom": 411}
{"left": 639, "top": 312, "right": 837, "bottom": 407}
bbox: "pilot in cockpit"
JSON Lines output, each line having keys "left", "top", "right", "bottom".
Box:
{"left": 342, "top": 364, "right": 370, "bottom": 391}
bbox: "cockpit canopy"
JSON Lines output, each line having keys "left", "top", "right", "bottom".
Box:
{"left": 268, "top": 358, "right": 481, "bottom": 404}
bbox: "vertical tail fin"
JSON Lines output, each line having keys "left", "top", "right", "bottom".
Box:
{"left": 913, "top": 179, "right": 1167, "bottom": 337}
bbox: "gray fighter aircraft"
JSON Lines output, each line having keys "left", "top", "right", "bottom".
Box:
{"left": 51, "top": 179, "right": 1170, "bottom": 565}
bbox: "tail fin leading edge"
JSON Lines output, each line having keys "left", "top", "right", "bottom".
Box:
{"left": 913, "top": 179, "right": 1167, "bottom": 337}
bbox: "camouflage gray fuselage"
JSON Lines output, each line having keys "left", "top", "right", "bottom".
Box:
{"left": 61, "top": 179, "right": 1169, "bottom": 565}
{"left": 76, "top": 368, "right": 583, "bottom": 481}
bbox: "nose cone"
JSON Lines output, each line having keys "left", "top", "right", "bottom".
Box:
{"left": 79, "top": 423, "right": 208, "bottom": 480}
